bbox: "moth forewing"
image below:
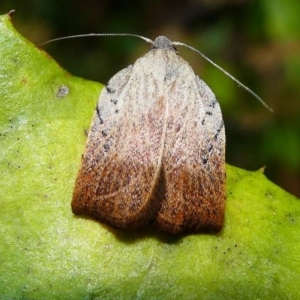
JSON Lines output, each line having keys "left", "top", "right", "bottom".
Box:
{"left": 153, "top": 53, "right": 226, "bottom": 234}
{"left": 72, "top": 58, "right": 168, "bottom": 228}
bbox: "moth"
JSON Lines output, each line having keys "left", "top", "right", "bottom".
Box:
{"left": 71, "top": 36, "right": 226, "bottom": 234}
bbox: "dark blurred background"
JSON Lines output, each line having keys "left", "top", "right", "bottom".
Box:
{"left": 2, "top": 0, "right": 300, "bottom": 197}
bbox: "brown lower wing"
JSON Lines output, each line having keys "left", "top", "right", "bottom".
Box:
{"left": 72, "top": 65, "right": 167, "bottom": 229}
{"left": 155, "top": 74, "right": 226, "bottom": 234}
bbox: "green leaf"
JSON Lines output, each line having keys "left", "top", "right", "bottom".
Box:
{"left": 1, "top": 12, "right": 300, "bottom": 300}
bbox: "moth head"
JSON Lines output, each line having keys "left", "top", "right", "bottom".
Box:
{"left": 151, "top": 36, "right": 178, "bottom": 53}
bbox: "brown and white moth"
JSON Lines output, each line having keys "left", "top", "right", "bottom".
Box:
{"left": 71, "top": 36, "right": 226, "bottom": 234}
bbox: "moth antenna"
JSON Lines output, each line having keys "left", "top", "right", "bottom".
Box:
{"left": 41, "top": 33, "right": 272, "bottom": 112}
{"left": 173, "top": 41, "right": 273, "bottom": 112}
{"left": 40, "top": 33, "right": 153, "bottom": 46}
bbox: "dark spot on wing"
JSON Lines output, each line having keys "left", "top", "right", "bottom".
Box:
{"left": 110, "top": 99, "right": 118, "bottom": 105}
{"left": 104, "top": 142, "right": 110, "bottom": 151}
{"left": 202, "top": 157, "right": 208, "bottom": 164}
{"left": 106, "top": 85, "right": 115, "bottom": 94}
{"left": 214, "top": 121, "right": 224, "bottom": 140}
{"left": 209, "top": 99, "right": 217, "bottom": 108}
{"left": 96, "top": 106, "right": 104, "bottom": 124}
